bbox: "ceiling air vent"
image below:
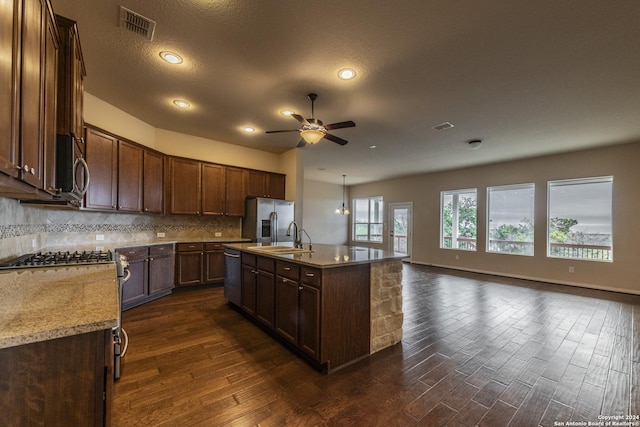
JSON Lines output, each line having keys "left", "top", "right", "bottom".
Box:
{"left": 119, "top": 6, "right": 156, "bottom": 40}
{"left": 431, "top": 121, "right": 455, "bottom": 131}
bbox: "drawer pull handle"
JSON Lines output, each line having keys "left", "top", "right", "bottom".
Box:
{"left": 298, "top": 287, "right": 303, "bottom": 291}
{"left": 305, "top": 273, "right": 315, "bottom": 277}
{"left": 283, "top": 267, "right": 291, "bottom": 271}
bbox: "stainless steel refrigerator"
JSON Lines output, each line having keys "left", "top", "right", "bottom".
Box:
{"left": 242, "top": 197, "right": 295, "bottom": 244}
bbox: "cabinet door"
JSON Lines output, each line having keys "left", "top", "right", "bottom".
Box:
{"left": 204, "top": 245, "right": 225, "bottom": 283}
{"left": 84, "top": 127, "right": 117, "bottom": 210}
{"left": 168, "top": 157, "right": 201, "bottom": 215}
{"left": 241, "top": 264, "right": 257, "bottom": 316}
{"left": 122, "top": 257, "right": 148, "bottom": 308}
{"left": 274, "top": 276, "right": 299, "bottom": 345}
{"left": 143, "top": 149, "right": 163, "bottom": 214}
{"left": 42, "top": 9, "right": 58, "bottom": 195}
{"left": 224, "top": 167, "right": 246, "bottom": 216}
{"left": 256, "top": 270, "right": 275, "bottom": 329}
{"left": 149, "top": 254, "right": 174, "bottom": 295}
{"left": 18, "top": 0, "right": 47, "bottom": 188}
{"left": 246, "top": 170, "right": 266, "bottom": 198}
{"left": 175, "top": 251, "right": 203, "bottom": 286}
{"left": 267, "top": 173, "right": 286, "bottom": 199}
{"left": 202, "top": 163, "right": 225, "bottom": 215}
{"left": 0, "top": 0, "right": 20, "bottom": 178}
{"left": 298, "top": 283, "right": 320, "bottom": 360}
{"left": 117, "top": 140, "right": 143, "bottom": 212}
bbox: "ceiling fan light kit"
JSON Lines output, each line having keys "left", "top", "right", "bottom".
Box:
{"left": 266, "top": 93, "right": 355, "bottom": 147}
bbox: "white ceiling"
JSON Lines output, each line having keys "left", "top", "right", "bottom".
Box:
{"left": 50, "top": 0, "right": 640, "bottom": 185}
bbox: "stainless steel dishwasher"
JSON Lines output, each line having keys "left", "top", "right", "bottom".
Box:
{"left": 223, "top": 248, "right": 241, "bottom": 306}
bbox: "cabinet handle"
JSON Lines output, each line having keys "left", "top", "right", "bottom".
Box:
{"left": 22, "top": 164, "right": 29, "bottom": 173}
{"left": 30, "top": 167, "right": 36, "bottom": 175}
{"left": 149, "top": 258, "right": 153, "bottom": 261}
{"left": 283, "top": 267, "right": 291, "bottom": 271}
{"left": 13, "top": 164, "right": 21, "bottom": 170}
{"left": 298, "top": 286, "right": 303, "bottom": 291}
{"left": 305, "top": 273, "right": 315, "bottom": 277}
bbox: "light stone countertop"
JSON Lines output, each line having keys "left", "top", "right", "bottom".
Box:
{"left": 0, "top": 263, "right": 119, "bottom": 350}
{"left": 224, "top": 242, "right": 407, "bottom": 268}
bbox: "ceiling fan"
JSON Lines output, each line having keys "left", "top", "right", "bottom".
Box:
{"left": 266, "top": 93, "right": 355, "bottom": 147}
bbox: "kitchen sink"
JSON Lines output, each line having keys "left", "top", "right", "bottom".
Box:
{"left": 247, "top": 246, "right": 314, "bottom": 254}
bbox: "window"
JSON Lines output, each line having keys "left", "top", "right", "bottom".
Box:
{"left": 547, "top": 177, "right": 613, "bottom": 261}
{"left": 487, "top": 184, "right": 535, "bottom": 255}
{"left": 353, "top": 196, "right": 384, "bottom": 242}
{"left": 441, "top": 189, "right": 477, "bottom": 250}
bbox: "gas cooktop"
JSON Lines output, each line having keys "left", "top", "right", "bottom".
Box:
{"left": 0, "top": 250, "right": 114, "bottom": 269}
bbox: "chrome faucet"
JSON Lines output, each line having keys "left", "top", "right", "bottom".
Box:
{"left": 299, "top": 228, "right": 312, "bottom": 251}
{"left": 286, "top": 221, "right": 302, "bottom": 248}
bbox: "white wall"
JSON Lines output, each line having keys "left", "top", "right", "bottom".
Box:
{"left": 349, "top": 141, "right": 640, "bottom": 295}
{"left": 302, "top": 180, "right": 349, "bottom": 245}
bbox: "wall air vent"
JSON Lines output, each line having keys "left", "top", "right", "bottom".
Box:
{"left": 119, "top": 6, "right": 156, "bottom": 40}
{"left": 431, "top": 121, "right": 455, "bottom": 131}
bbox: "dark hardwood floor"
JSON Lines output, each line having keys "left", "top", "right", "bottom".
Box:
{"left": 113, "top": 264, "right": 640, "bottom": 426}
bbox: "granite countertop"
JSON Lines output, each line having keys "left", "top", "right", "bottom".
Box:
{"left": 224, "top": 242, "right": 407, "bottom": 268}
{"left": 0, "top": 263, "right": 119, "bottom": 350}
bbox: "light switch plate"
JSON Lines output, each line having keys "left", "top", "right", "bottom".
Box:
{"left": 157, "top": 232, "right": 166, "bottom": 238}
{"left": 96, "top": 234, "right": 105, "bottom": 241}
{"left": 214, "top": 232, "right": 222, "bottom": 237}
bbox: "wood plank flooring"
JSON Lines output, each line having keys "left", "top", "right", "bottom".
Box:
{"left": 113, "top": 264, "right": 640, "bottom": 426}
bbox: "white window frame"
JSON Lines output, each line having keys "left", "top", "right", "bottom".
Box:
{"left": 486, "top": 183, "right": 535, "bottom": 256}
{"left": 352, "top": 196, "right": 384, "bottom": 243}
{"left": 547, "top": 176, "right": 613, "bottom": 262}
{"left": 440, "top": 188, "right": 477, "bottom": 251}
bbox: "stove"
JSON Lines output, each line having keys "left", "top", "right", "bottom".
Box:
{"left": 0, "top": 250, "right": 114, "bottom": 268}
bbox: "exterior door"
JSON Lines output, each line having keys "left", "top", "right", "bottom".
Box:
{"left": 389, "top": 203, "right": 412, "bottom": 260}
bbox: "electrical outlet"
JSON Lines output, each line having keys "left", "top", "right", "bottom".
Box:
{"left": 455, "top": 254, "right": 460, "bottom": 260}
{"left": 96, "top": 234, "right": 105, "bottom": 241}
{"left": 569, "top": 266, "right": 575, "bottom": 273}
{"left": 157, "top": 232, "right": 166, "bottom": 238}
{"left": 32, "top": 239, "right": 37, "bottom": 248}
{"left": 215, "top": 232, "right": 222, "bottom": 237}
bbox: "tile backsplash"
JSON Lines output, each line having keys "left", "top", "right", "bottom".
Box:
{"left": 0, "top": 197, "right": 241, "bottom": 261}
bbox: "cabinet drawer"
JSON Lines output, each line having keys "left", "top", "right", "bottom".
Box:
{"left": 301, "top": 267, "right": 321, "bottom": 288}
{"left": 205, "top": 243, "right": 225, "bottom": 251}
{"left": 276, "top": 261, "right": 299, "bottom": 280}
{"left": 241, "top": 252, "right": 256, "bottom": 267}
{"left": 176, "top": 243, "right": 204, "bottom": 252}
{"left": 118, "top": 246, "right": 148, "bottom": 260}
{"left": 150, "top": 244, "right": 173, "bottom": 255}
{"left": 257, "top": 256, "right": 274, "bottom": 273}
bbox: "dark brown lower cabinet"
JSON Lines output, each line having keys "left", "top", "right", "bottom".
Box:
{"left": 204, "top": 243, "right": 225, "bottom": 283}
{"left": 256, "top": 257, "right": 275, "bottom": 328}
{"left": 118, "top": 244, "right": 174, "bottom": 309}
{"left": 237, "top": 253, "right": 370, "bottom": 372}
{"left": 241, "top": 253, "right": 257, "bottom": 315}
{"left": 0, "top": 330, "right": 112, "bottom": 427}
{"left": 175, "top": 243, "right": 204, "bottom": 286}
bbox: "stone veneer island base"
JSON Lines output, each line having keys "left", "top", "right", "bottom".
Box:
{"left": 224, "top": 243, "right": 406, "bottom": 373}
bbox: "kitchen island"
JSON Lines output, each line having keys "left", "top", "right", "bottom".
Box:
{"left": 0, "top": 264, "right": 119, "bottom": 426}
{"left": 224, "top": 242, "right": 406, "bottom": 372}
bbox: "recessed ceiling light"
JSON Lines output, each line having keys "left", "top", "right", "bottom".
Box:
{"left": 160, "top": 51, "right": 183, "bottom": 64}
{"left": 243, "top": 127, "right": 255, "bottom": 133}
{"left": 280, "top": 109, "right": 295, "bottom": 116}
{"left": 468, "top": 139, "right": 482, "bottom": 149}
{"left": 369, "top": 145, "right": 377, "bottom": 149}
{"left": 338, "top": 68, "right": 357, "bottom": 80}
{"left": 173, "top": 99, "right": 190, "bottom": 108}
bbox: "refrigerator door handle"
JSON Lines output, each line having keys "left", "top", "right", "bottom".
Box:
{"left": 272, "top": 211, "right": 278, "bottom": 243}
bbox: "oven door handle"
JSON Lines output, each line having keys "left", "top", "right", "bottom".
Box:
{"left": 119, "top": 328, "right": 129, "bottom": 358}
{"left": 122, "top": 268, "right": 132, "bottom": 283}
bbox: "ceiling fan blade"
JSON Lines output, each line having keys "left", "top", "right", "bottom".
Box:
{"left": 324, "top": 133, "right": 348, "bottom": 146}
{"left": 296, "top": 139, "right": 306, "bottom": 148}
{"left": 290, "top": 113, "right": 309, "bottom": 125}
{"left": 265, "top": 129, "right": 300, "bottom": 134}
{"left": 324, "top": 120, "right": 355, "bottom": 131}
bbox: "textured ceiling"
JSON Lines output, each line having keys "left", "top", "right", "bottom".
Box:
{"left": 50, "top": 0, "right": 640, "bottom": 185}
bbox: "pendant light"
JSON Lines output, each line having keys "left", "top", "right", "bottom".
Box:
{"left": 336, "top": 175, "right": 350, "bottom": 215}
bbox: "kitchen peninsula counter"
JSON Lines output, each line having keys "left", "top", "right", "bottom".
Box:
{"left": 0, "top": 263, "right": 119, "bottom": 349}
{"left": 224, "top": 242, "right": 406, "bottom": 372}
{"left": 224, "top": 242, "right": 406, "bottom": 268}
